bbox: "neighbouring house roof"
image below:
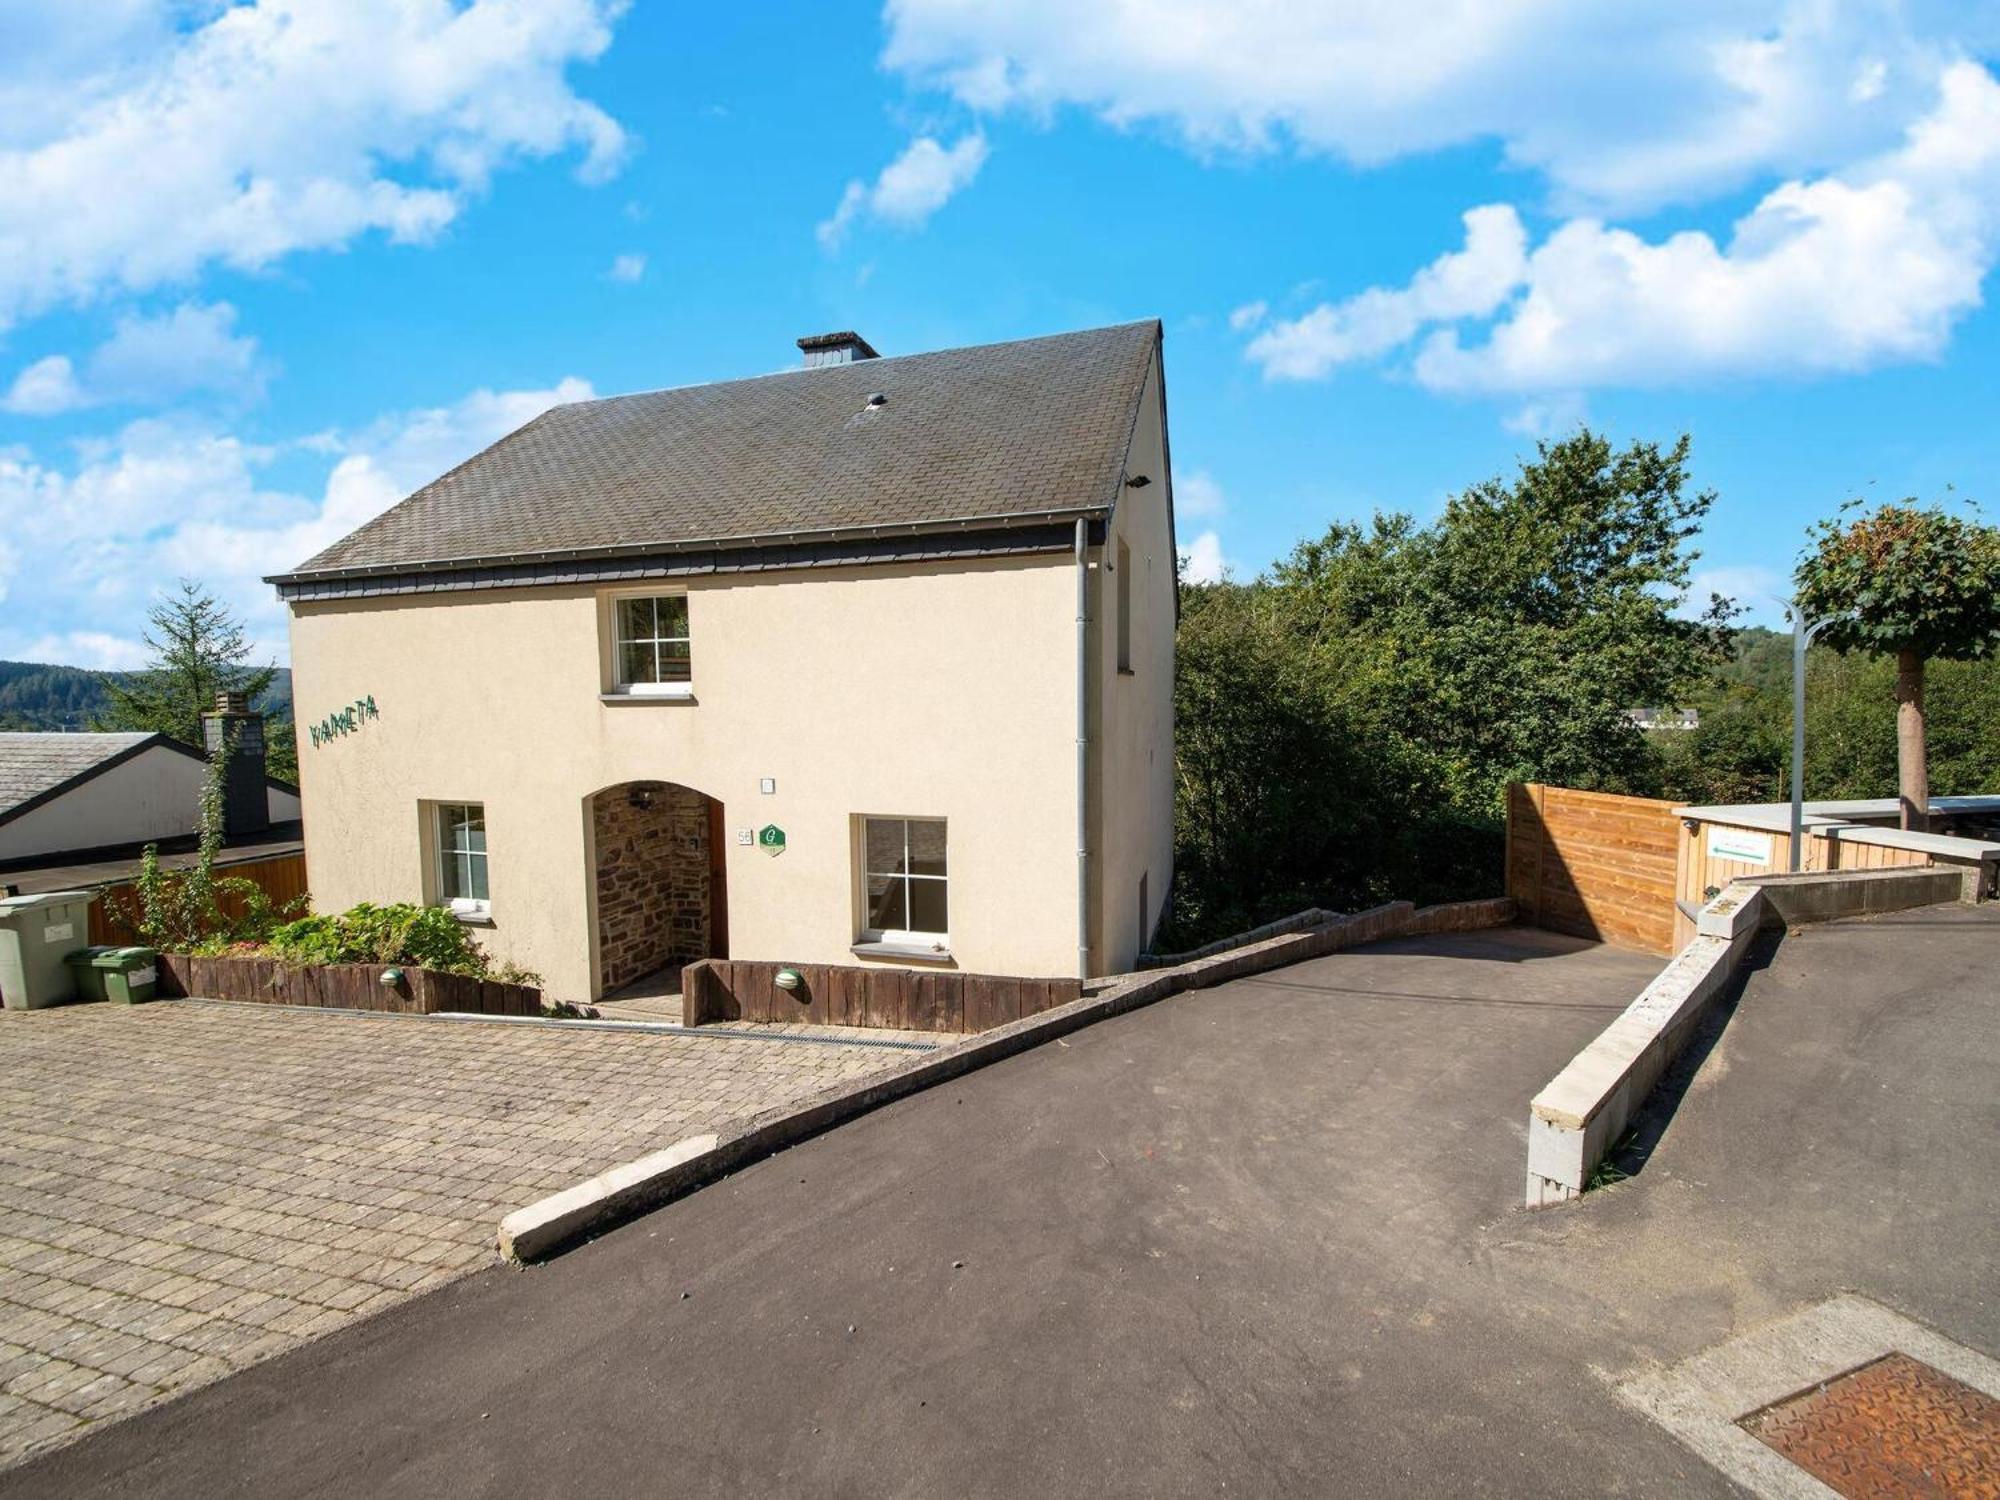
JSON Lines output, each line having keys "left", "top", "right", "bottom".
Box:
{"left": 0, "top": 732, "right": 296, "bottom": 831}
{"left": 0, "top": 733, "right": 158, "bottom": 825}
{"left": 268, "top": 320, "right": 1163, "bottom": 594}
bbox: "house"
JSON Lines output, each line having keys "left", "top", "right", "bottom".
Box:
{"left": 269, "top": 322, "right": 1177, "bottom": 1001}
{"left": 0, "top": 702, "right": 305, "bottom": 922}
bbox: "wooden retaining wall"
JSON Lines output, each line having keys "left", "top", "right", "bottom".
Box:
{"left": 91, "top": 852, "right": 309, "bottom": 946}
{"left": 156, "top": 953, "right": 541, "bottom": 1017}
{"left": 1506, "top": 783, "right": 1680, "bottom": 956}
{"left": 682, "top": 959, "right": 1083, "bottom": 1034}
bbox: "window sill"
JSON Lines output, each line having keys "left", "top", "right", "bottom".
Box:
{"left": 1116, "top": 666, "right": 1136, "bottom": 677}
{"left": 448, "top": 910, "right": 495, "bottom": 928}
{"left": 850, "top": 941, "right": 956, "bottom": 966}
{"left": 600, "top": 689, "right": 697, "bottom": 706}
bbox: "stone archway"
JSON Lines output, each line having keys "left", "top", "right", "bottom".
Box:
{"left": 589, "top": 781, "right": 727, "bottom": 997}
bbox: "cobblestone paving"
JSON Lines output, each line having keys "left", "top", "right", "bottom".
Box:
{"left": 0, "top": 1000, "right": 932, "bottom": 1467}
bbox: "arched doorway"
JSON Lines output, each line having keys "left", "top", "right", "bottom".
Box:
{"left": 589, "top": 781, "right": 728, "bottom": 999}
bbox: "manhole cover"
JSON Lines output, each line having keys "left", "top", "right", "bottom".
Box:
{"left": 1741, "top": 1351, "right": 2000, "bottom": 1499}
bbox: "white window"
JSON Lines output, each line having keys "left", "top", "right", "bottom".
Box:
{"left": 860, "top": 817, "right": 948, "bottom": 944}
{"left": 614, "top": 595, "right": 692, "bottom": 694}
{"left": 434, "top": 802, "right": 489, "bottom": 917}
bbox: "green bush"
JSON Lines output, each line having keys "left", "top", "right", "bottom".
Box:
{"left": 263, "top": 902, "right": 537, "bottom": 983}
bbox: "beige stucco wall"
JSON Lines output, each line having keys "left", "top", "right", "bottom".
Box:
{"left": 289, "top": 551, "right": 1114, "bottom": 1000}
{"left": 1090, "top": 352, "right": 1177, "bottom": 972}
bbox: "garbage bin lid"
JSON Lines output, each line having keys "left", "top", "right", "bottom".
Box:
{"left": 0, "top": 889, "right": 96, "bottom": 916}
{"left": 65, "top": 945, "right": 151, "bottom": 967}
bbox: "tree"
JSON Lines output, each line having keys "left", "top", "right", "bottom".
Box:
{"left": 1160, "top": 430, "right": 1731, "bottom": 948}
{"left": 1794, "top": 499, "right": 2000, "bottom": 829}
{"left": 99, "top": 581, "right": 291, "bottom": 776}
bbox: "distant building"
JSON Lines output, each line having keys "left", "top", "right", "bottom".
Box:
{"left": 0, "top": 699, "right": 301, "bottom": 903}
{"left": 1626, "top": 708, "right": 1700, "bottom": 732}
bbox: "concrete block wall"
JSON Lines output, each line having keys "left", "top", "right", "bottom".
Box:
{"left": 1526, "top": 866, "right": 1972, "bottom": 1207}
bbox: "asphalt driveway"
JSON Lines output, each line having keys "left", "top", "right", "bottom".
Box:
{"left": 0, "top": 1001, "right": 929, "bottom": 1467}
{"left": 11, "top": 910, "right": 1992, "bottom": 1496}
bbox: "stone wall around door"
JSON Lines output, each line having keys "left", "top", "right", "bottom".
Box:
{"left": 592, "top": 782, "right": 712, "bottom": 994}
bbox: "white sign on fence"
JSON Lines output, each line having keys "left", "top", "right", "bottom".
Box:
{"left": 1706, "top": 827, "right": 1773, "bottom": 866}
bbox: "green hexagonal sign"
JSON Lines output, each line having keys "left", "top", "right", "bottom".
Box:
{"left": 758, "top": 824, "right": 787, "bottom": 856}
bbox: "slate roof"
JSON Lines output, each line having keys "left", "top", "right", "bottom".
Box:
{"left": 272, "top": 320, "right": 1161, "bottom": 585}
{"left": 0, "top": 733, "right": 156, "bottom": 820}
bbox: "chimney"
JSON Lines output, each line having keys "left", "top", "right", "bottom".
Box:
{"left": 202, "top": 690, "right": 271, "bottom": 840}
{"left": 797, "top": 331, "right": 880, "bottom": 369}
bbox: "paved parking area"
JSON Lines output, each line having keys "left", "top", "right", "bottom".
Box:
{"left": 0, "top": 1000, "right": 930, "bottom": 1467}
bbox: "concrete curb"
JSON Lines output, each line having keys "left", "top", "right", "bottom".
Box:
{"left": 496, "top": 895, "right": 1517, "bottom": 1263}
{"left": 1525, "top": 867, "right": 1968, "bottom": 1207}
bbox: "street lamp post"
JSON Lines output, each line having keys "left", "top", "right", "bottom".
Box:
{"left": 1786, "top": 601, "right": 1854, "bottom": 872}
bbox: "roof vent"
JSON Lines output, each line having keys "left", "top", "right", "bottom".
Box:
{"left": 865, "top": 392, "right": 887, "bottom": 408}
{"left": 798, "top": 331, "right": 880, "bottom": 368}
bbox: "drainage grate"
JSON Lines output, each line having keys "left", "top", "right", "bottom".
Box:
{"left": 1740, "top": 1351, "right": 2000, "bottom": 1499}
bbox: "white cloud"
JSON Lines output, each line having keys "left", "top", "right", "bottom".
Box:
{"left": 1246, "top": 204, "right": 1527, "bottom": 379}
{"left": 1227, "top": 300, "right": 1267, "bottom": 332}
{"left": 2, "top": 301, "right": 266, "bottom": 414}
{"left": 0, "top": 0, "right": 629, "bottom": 329}
{"left": 10, "top": 631, "right": 152, "bottom": 672}
{"left": 607, "top": 252, "right": 647, "bottom": 283}
{"left": 0, "top": 376, "right": 593, "bottom": 664}
{"left": 1244, "top": 62, "right": 2000, "bottom": 394}
{"left": 1174, "top": 469, "right": 1226, "bottom": 520}
{"left": 1177, "top": 529, "right": 1229, "bottom": 585}
{"left": 2, "top": 355, "right": 85, "bottom": 415}
{"left": 882, "top": 0, "right": 1964, "bottom": 213}
{"left": 1503, "top": 392, "right": 1588, "bottom": 439}
{"left": 818, "top": 132, "right": 989, "bottom": 249}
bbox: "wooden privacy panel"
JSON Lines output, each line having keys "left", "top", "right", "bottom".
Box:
{"left": 682, "top": 959, "right": 1080, "bottom": 1034}
{"left": 90, "top": 853, "right": 309, "bottom": 946}
{"left": 1506, "top": 783, "right": 1679, "bottom": 956}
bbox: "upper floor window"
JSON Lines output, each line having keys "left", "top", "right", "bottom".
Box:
{"left": 861, "top": 816, "right": 948, "bottom": 944}
{"left": 615, "top": 596, "right": 692, "bottom": 694}
{"left": 434, "top": 802, "right": 489, "bottom": 917}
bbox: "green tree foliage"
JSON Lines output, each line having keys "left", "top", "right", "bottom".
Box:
{"left": 112, "top": 730, "right": 296, "bottom": 952}
{"left": 98, "top": 580, "right": 299, "bottom": 783}
{"left": 1163, "top": 431, "right": 1728, "bottom": 947}
{"left": 1793, "top": 498, "right": 2000, "bottom": 827}
{"left": 1650, "top": 631, "right": 2000, "bottom": 806}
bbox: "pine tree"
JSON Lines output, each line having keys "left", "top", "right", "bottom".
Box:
{"left": 99, "top": 581, "right": 282, "bottom": 754}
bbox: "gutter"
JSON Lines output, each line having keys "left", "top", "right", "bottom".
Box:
{"left": 1075, "top": 517, "right": 1091, "bottom": 981}
{"left": 264, "top": 504, "right": 1114, "bottom": 588}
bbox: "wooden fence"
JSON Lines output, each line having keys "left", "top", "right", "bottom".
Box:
{"left": 683, "top": 958, "right": 1082, "bottom": 1034}
{"left": 90, "top": 852, "right": 309, "bottom": 945}
{"left": 156, "top": 952, "right": 542, "bottom": 1016}
{"left": 1505, "top": 783, "right": 1680, "bottom": 956}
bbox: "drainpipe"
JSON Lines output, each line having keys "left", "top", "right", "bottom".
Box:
{"left": 1075, "top": 517, "right": 1091, "bottom": 981}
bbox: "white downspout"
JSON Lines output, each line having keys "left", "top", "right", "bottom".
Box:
{"left": 1075, "top": 517, "right": 1091, "bottom": 981}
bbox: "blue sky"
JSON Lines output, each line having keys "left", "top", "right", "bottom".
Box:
{"left": 3, "top": 1, "right": 1998, "bottom": 666}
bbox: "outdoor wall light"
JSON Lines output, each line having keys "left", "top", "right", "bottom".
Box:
{"left": 379, "top": 966, "right": 404, "bottom": 988}
{"left": 628, "top": 786, "right": 655, "bottom": 811}
{"left": 774, "top": 967, "right": 804, "bottom": 992}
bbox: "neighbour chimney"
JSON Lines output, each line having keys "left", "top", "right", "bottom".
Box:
{"left": 202, "top": 690, "right": 270, "bottom": 840}
{"left": 797, "top": 331, "right": 880, "bottom": 368}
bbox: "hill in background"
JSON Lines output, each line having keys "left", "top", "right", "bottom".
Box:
{"left": 0, "top": 661, "right": 294, "bottom": 737}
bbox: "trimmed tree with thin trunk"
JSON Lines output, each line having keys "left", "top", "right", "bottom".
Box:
{"left": 1794, "top": 498, "right": 2000, "bottom": 830}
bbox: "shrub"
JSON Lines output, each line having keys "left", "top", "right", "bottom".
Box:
{"left": 263, "top": 901, "right": 527, "bottom": 980}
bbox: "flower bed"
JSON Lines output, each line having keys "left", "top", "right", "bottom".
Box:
{"left": 155, "top": 953, "right": 542, "bottom": 1017}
